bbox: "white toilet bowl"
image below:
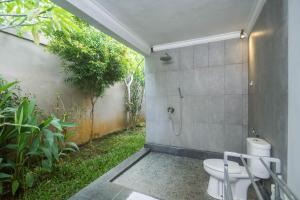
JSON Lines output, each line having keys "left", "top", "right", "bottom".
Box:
{"left": 203, "top": 159, "right": 253, "bottom": 200}
{"left": 203, "top": 138, "right": 271, "bottom": 200}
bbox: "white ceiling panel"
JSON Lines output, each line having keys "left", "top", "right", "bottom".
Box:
{"left": 94, "top": 0, "right": 258, "bottom": 46}
{"left": 53, "top": 0, "right": 264, "bottom": 54}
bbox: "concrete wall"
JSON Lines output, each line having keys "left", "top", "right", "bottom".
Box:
{"left": 248, "top": 0, "right": 288, "bottom": 178}
{"left": 145, "top": 38, "right": 248, "bottom": 153}
{"left": 288, "top": 0, "right": 300, "bottom": 197}
{"left": 0, "top": 31, "right": 128, "bottom": 144}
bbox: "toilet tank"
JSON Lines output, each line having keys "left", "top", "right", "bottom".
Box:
{"left": 247, "top": 138, "right": 271, "bottom": 179}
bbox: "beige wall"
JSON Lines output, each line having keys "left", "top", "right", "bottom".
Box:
{"left": 0, "top": 31, "right": 129, "bottom": 144}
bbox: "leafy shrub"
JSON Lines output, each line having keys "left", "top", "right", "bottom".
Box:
{"left": 0, "top": 77, "right": 78, "bottom": 196}
{"left": 47, "top": 24, "right": 128, "bottom": 141}
{"left": 124, "top": 60, "right": 145, "bottom": 128}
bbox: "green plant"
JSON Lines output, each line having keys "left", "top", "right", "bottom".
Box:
{"left": 0, "top": 78, "right": 78, "bottom": 196}
{"left": 124, "top": 52, "right": 145, "bottom": 128}
{"left": 127, "top": 75, "right": 145, "bottom": 127}
{"left": 20, "top": 127, "right": 145, "bottom": 200}
{"left": 47, "top": 24, "right": 128, "bottom": 141}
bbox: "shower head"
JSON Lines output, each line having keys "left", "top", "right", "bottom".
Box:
{"left": 160, "top": 52, "right": 172, "bottom": 62}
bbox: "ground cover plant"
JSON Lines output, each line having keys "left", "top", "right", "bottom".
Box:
{"left": 19, "top": 127, "right": 145, "bottom": 200}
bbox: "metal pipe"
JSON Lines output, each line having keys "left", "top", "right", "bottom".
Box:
{"left": 224, "top": 164, "right": 233, "bottom": 200}
{"left": 224, "top": 152, "right": 297, "bottom": 200}
{"left": 240, "top": 155, "right": 264, "bottom": 200}
{"left": 178, "top": 87, "right": 183, "bottom": 98}
{"left": 259, "top": 158, "right": 299, "bottom": 200}
{"left": 223, "top": 152, "right": 237, "bottom": 200}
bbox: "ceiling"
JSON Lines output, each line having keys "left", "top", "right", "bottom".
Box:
{"left": 52, "top": 0, "right": 264, "bottom": 54}
{"left": 95, "top": 0, "right": 258, "bottom": 46}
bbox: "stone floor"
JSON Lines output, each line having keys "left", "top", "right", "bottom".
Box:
{"left": 69, "top": 149, "right": 258, "bottom": 200}
{"left": 113, "top": 152, "right": 214, "bottom": 200}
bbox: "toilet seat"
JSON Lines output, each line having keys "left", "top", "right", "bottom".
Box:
{"left": 203, "top": 159, "right": 253, "bottom": 200}
{"left": 204, "top": 159, "right": 241, "bottom": 174}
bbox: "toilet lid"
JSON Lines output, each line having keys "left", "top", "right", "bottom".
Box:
{"left": 204, "top": 159, "right": 241, "bottom": 174}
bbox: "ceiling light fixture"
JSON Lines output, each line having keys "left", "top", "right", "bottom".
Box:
{"left": 240, "top": 29, "right": 247, "bottom": 39}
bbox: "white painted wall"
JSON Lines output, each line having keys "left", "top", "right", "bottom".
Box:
{"left": 0, "top": 31, "right": 129, "bottom": 144}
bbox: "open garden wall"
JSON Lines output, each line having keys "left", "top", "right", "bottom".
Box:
{"left": 0, "top": 31, "right": 129, "bottom": 144}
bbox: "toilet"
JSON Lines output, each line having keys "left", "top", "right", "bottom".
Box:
{"left": 203, "top": 138, "right": 271, "bottom": 200}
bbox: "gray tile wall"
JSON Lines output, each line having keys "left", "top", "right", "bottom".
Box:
{"left": 288, "top": 0, "right": 300, "bottom": 196}
{"left": 287, "top": 0, "right": 300, "bottom": 198}
{"left": 145, "top": 38, "right": 248, "bottom": 153}
{"left": 248, "top": 0, "right": 288, "bottom": 178}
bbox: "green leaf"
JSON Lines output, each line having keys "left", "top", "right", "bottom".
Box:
{"left": 0, "top": 182, "right": 3, "bottom": 195}
{"left": 12, "top": 180, "right": 19, "bottom": 196}
{"left": 66, "top": 141, "right": 79, "bottom": 151}
{"left": 52, "top": 143, "right": 59, "bottom": 161}
{"left": 0, "top": 81, "right": 17, "bottom": 93}
{"left": 50, "top": 117, "right": 62, "bottom": 131}
{"left": 26, "top": 151, "right": 41, "bottom": 156}
{"left": 58, "top": 152, "right": 67, "bottom": 157}
{"left": 15, "top": 106, "right": 24, "bottom": 133}
{"left": 39, "top": 116, "right": 53, "bottom": 129}
{"left": 43, "top": 128, "right": 54, "bottom": 147}
{"left": 53, "top": 132, "right": 64, "bottom": 138}
{"left": 31, "top": 25, "right": 40, "bottom": 44}
{"left": 63, "top": 147, "right": 76, "bottom": 152}
{"left": 0, "top": 172, "right": 12, "bottom": 179}
{"left": 41, "top": 147, "right": 52, "bottom": 161}
{"left": 29, "top": 137, "right": 40, "bottom": 153}
{"left": 27, "top": 98, "right": 36, "bottom": 116}
{"left": 60, "top": 122, "right": 76, "bottom": 128}
{"left": 0, "top": 162, "right": 14, "bottom": 169}
{"left": 5, "top": 144, "right": 18, "bottom": 150}
{"left": 25, "top": 172, "right": 34, "bottom": 188}
{"left": 42, "top": 159, "right": 52, "bottom": 172}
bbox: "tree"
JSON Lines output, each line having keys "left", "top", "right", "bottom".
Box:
{"left": 124, "top": 51, "right": 145, "bottom": 128}
{"left": 0, "top": 0, "right": 79, "bottom": 43}
{"left": 47, "top": 24, "right": 127, "bottom": 141}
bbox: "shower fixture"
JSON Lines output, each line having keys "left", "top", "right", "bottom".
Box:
{"left": 167, "top": 87, "right": 184, "bottom": 136}
{"left": 167, "top": 106, "right": 175, "bottom": 114}
{"left": 178, "top": 87, "right": 184, "bottom": 99}
{"left": 160, "top": 52, "right": 172, "bottom": 62}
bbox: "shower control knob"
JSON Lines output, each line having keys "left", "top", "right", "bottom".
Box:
{"left": 167, "top": 107, "right": 175, "bottom": 114}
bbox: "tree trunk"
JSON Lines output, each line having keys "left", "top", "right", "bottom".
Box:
{"left": 124, "top": 75, "right": 133, "bottom": 128}
{"left": 136, "top": 86, "right": 145, "bottom": 126}
{"left": 89, "top": 96, "right": 96, "bottom": 142}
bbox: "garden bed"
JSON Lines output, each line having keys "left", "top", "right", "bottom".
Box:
{"left": 18, "top": 127, "right": 145, "bottom": 200}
